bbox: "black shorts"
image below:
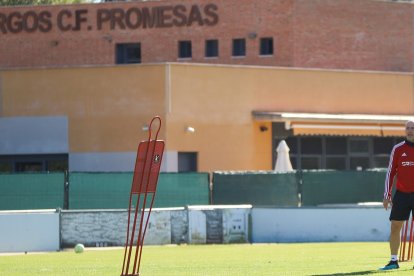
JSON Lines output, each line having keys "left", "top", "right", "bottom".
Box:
{"left": 390, "top": 190, "right": 414, "bottom": 221}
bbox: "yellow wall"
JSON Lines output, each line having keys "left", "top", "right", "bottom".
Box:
{"left": 1, "top": 63, "right": 413, "bottom": 171}
{"left": 166, "top": 64, "right": 414, "bottom": 171}
{"left": 1, "top": 65, "right": 166, "bottom": 152}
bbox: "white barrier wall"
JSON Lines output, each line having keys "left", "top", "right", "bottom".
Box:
{"left": 251, "top": 206, "right": 391, "bottom": 243}
{"left": 0, "top": 210, "right": 60, "bottom": 253}
{"left": 61, "top": 208, "right": 186, "bottom": 247}
{"left": 0, "top": 206, "right": 392, "bottom": 253}
{"left": 188, "top": 205, "right": 251, "bottom": 244}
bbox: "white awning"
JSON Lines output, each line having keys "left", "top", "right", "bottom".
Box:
{"left": 252, "top": 111, "right": 414, "bottom": 136}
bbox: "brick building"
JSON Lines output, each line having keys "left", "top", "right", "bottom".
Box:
{"left": 0, "top": 0, "right": 413, "bottom": 72}
{"left": 0, "top": 0, "right": 413, "bottom": 173}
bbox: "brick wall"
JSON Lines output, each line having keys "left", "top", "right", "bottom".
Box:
{"left": 0, "top": 0, "right": 412, "bottom": 72}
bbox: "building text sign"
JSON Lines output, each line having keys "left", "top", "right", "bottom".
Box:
{"left": 0, "top": 3, "right": 219, "bottom": 34}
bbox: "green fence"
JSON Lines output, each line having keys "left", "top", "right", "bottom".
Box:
{"left": 69, "top": 172, "right": 131, "bottom": 209}
{"left": 300, "top": 170, "right": 386, "bottom": 206}
{"left": 0, "top": 173, "right": 64, "bottom": 210}
{"left": 212, "top": 171, "right": 299, "bottom": 206}
{"left": 155, "top": 173, "right": 210, "bottom": 207}
{"left": 0, "top": 170, "right": 388, "bottom": 210}
{"left": 69, "top": 172, "right": 210, "bottom": 209}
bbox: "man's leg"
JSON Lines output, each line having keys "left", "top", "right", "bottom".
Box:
{"left": 390, "top": 220, "right": 405, "bottom": 255}
{"left": 380, "top": 220, "right": 405, "bottom": 270}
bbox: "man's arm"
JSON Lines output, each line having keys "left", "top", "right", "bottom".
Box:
{"left": 384, "top": 145, "right": 399, "bottom": 209}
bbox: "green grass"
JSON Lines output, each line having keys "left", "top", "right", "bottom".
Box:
{"left": 0, "top": 243, "right": 413, "bottom": 275}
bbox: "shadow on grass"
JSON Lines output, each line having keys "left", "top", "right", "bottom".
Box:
{"left": 311, "top": 269, "right": 402, "bottom": 276}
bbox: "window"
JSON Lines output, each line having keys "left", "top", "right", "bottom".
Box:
{"left": 116, "top": 43, "right": 141, "bottom": 64}
{"left": 373, "top": 137, "right": 395, "bottom": 168}
{"left": 374, "top": 156, "right": 390, "bottom": 168}
{"left": 326, "top": 157, "right": 347, "bottom": 170}
{"left": 178, "top": 40, "right": 192, "bottom": 58}
{"left": 373, "top": 138, "right": 394, "bottom": 154}
{"left": 326, "top": 137, "right": 347, "bottom": 154}
{"left": 272, "top": 132, "right": 403, "bottom": 171}
{"left": 260, "top": 37, "right": 273, "bottom": 55}
{"left": 301, "top": 156, "right": 321, "bottom": 170}
{"left": 205, "top": 39, "right": 219, "bottom": 58}
{"left": 178, "top": 152, "right": 198, "bottom": 172}
{"left": 301, "top": 137, "right": 322, "bottom": 154}
{"left": 350, "top": 157, "right": 370, "bottom": 170}
{"left": 232, "top": 38, "right": 246, "bottom": 57}
{"left": 349, "top": 139, "right": 369, "bottom": 154}
{"left": 0, "top": 154, "right": 68, "bottom": 173}
{"left": 0, "top": 162, "right": 12, "bottom": 173}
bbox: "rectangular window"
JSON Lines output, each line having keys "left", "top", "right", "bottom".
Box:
{"left": 0, "top": 154, "right": 68, "bottom": 173}
{"left": 205, "top": 39, "right": 219, "bottom": 58}
{"left": 373, "top": 137, "right": 394, "bottom": 154}
{"left": 301, "top": 137, "right": 322, "bottom": 154}
{"left": 116, "top": 43, "right": 141, "bottom": 64}
{"left": 349, "top": 139, "right": 369, "bottom": 154}
{"left": 301, "top": 156, "right": 321, "bottom": 170}
{"left": 178, "top": 40, "right": 192, "bottom": 58}
{"left": 374, "top": 156, "right": 390, "bottom": 168}
{"left": 178, "top": 152, "right": 198, "bottom": 172}
{"left": 326, "top": 157, "right": 347, "bottom": 170}
{"left": 260, "top": 37, "right": 273, "bottom": 55}
{"left": 0, "top": 162, "right": 12, "bottom": 173}
{"left": 16, "top": 162, "right": 43, "bottom": 172}
{"left": 326, "top": 137, "right": 347, "bottom": 154}
{"left": 232, "top": 38, "right": 246, "bottom": 57}
{"left": 350, "top": 157, "right": 370, "bottom": 170}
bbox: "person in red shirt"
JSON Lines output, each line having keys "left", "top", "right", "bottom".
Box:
{"left": 380, "top": 120, "right": 414, "bottom": 270}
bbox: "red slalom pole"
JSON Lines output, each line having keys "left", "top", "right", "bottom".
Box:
{"left": 121, "top": 116, "right": 165, "bottom": 276}
{"left": 408, "top": 217, "right": 414, "bottom": 260}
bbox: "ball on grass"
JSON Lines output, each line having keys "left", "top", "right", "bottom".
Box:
{"left": 74, "top": 243, "right": 84, "bottom": 253}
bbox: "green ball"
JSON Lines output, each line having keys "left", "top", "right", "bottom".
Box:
{"left": 74, "top": 243, "right": 84, "bottom": 253}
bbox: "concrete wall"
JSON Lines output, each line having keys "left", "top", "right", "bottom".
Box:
{"left": 0, "top": 210, "right": 60, "bottom": 253}
{"left": 61, "top": 205, "right": 391, "bottom": 248}
{"left": 251, "top": 206, "right": 391, "bottom": 243}
{"left": 60, "top": 208, "right": 188, "bottom": 247}
{"left": 0, "top": 205, "right": 393, "bottom": 253}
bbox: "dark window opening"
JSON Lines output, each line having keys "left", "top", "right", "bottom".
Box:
{"left": 178, "top": 41, "right": 192, "bottom": 58}
{"left": 271, "top": 126, "right": 403, "bottom": 170}
{"left": 178, "top": 152, "right": 197, "bottom": 172}
{"left": 326, "top": 137, "right": 347, "bottom": 154}
{"left": 116, "top": 43, "right": 141, "bottom": 64}
{"left": 373, "top": 137, "right": 394, "bottom": 154}
{"left": 260, "top": 37, "right": 273, "bottom": 55}
{"left": 301, "top": 137, "right": 322, "bottom": 154}
{"left": 232, "top": 38, "right": 246, "bottom": 56}
{"left": 349, "top": 139, "right": 369, "bottom": 154}
{"left": 301, "top": 156, "right": 321, "bottom": 170}
{"left": 0, "top": 154, "right": 68, "bottom": 173}
{"left": 205, "top": 39, "right": 219, "bottom": 58}
{"left": 326, "top": 157, "right": 347, "bottom": 170}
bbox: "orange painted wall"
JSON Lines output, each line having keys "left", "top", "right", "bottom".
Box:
{"left": 166, "top": 64, "right": 414, "bottom": 170}
{"left": 1, "top": 63, "right": 413, "bottom": 171}
{"left": 0, "top": 65, "right": 166, "bottom": 152}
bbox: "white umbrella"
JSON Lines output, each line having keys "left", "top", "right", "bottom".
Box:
{"left": 274, "top": 140, "right": 294, "bottom": 172}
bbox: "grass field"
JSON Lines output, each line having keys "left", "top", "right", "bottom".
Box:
{"left": 0, "top": 242, "right": 413, "bottom": 275}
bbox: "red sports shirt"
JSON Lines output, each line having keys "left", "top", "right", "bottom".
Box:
{"left": 384, "top": 140, "right": 414, "bottom": 199}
